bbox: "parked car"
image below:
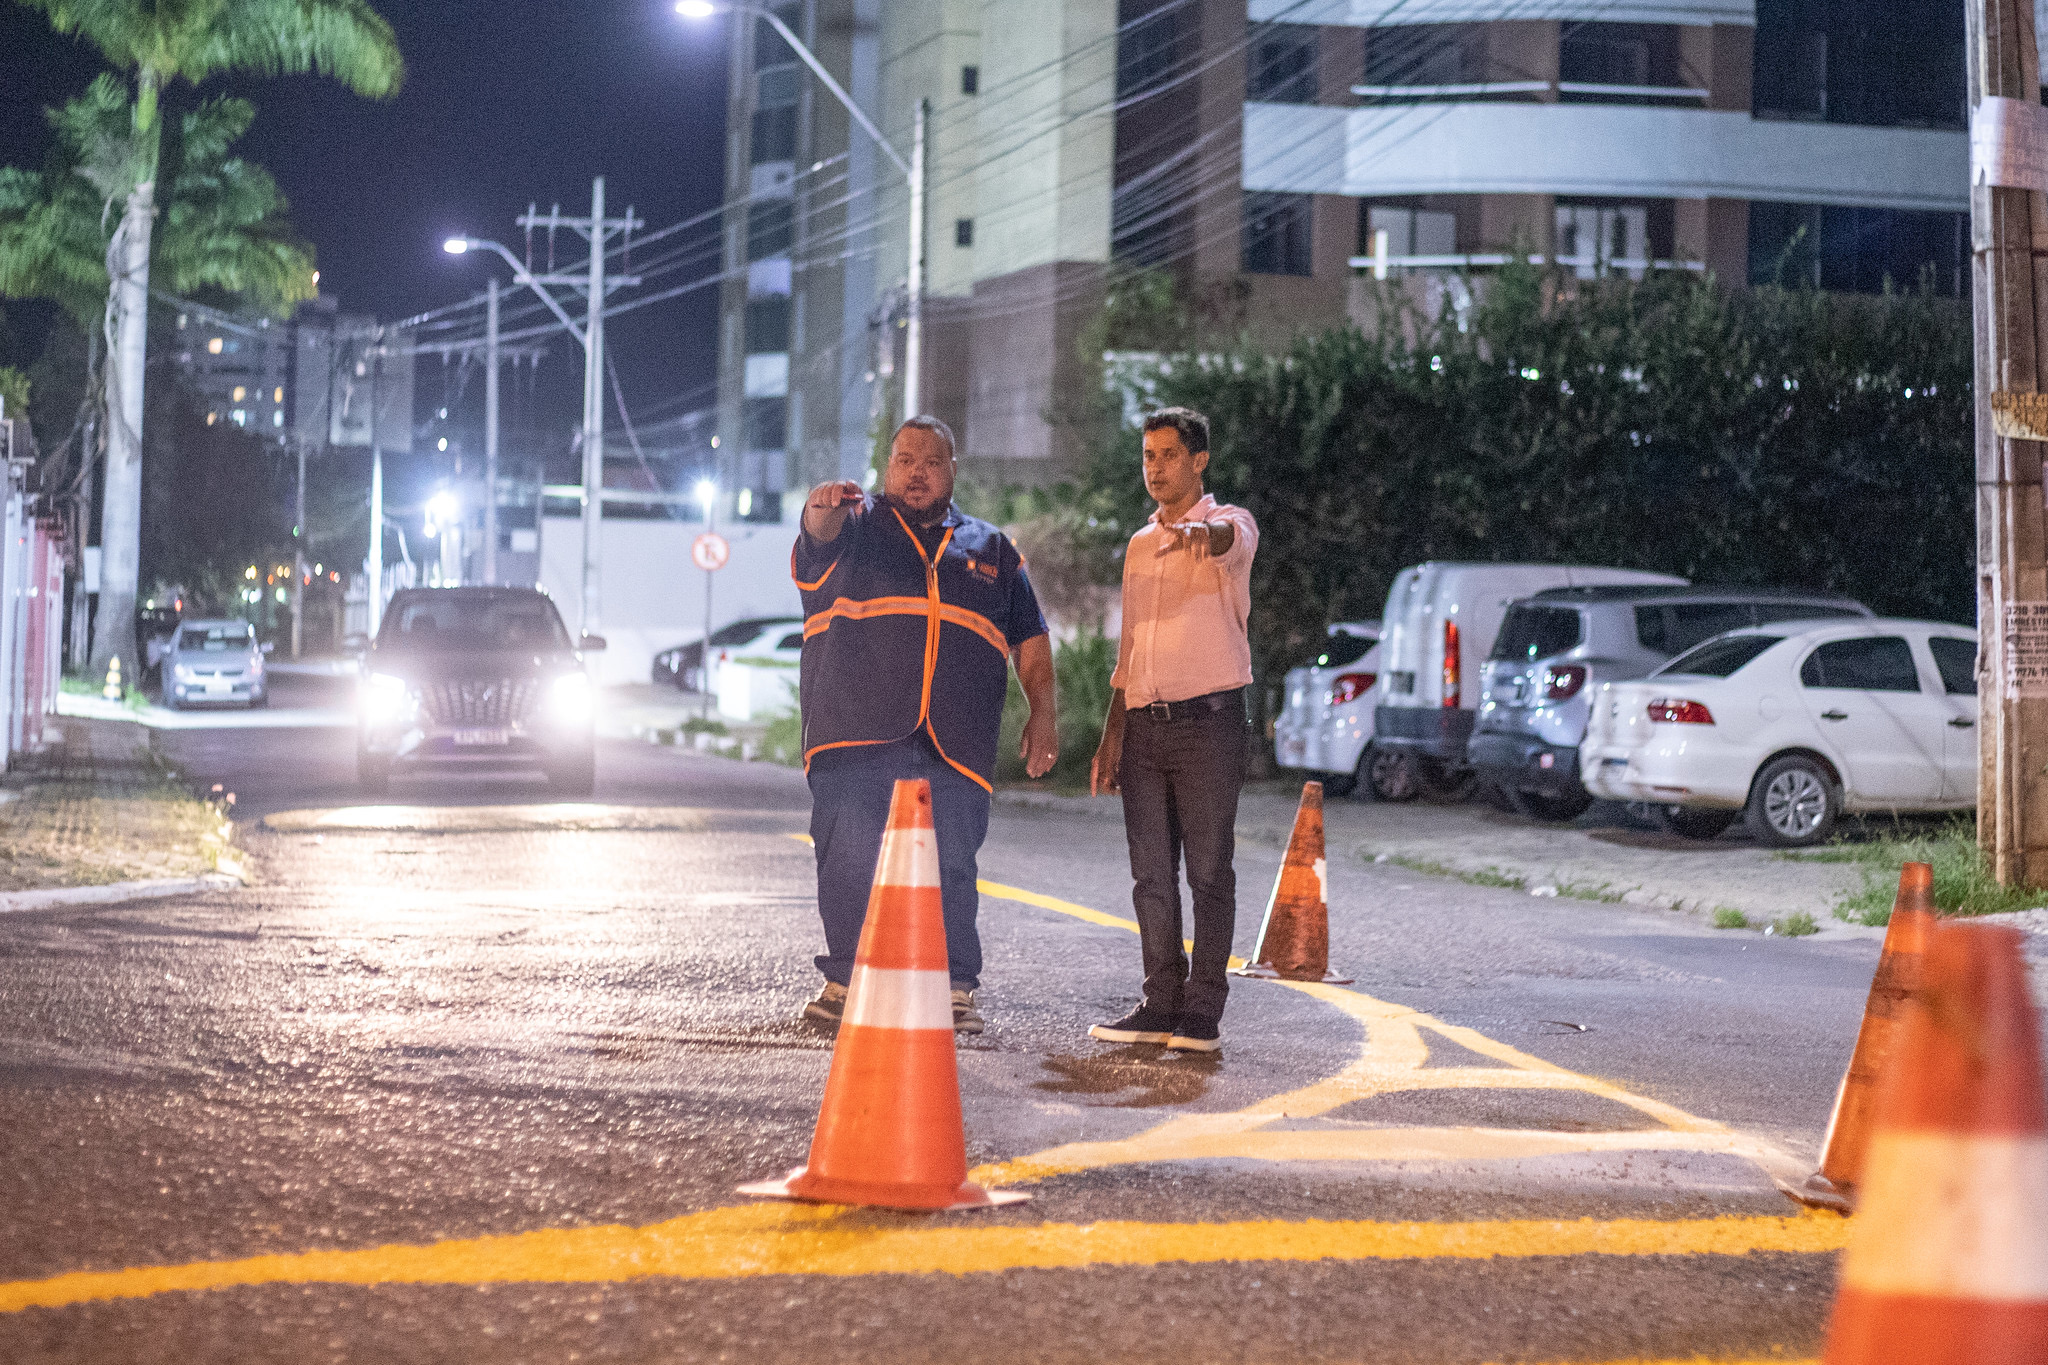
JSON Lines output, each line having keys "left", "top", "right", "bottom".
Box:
{"left": 1273, "top": 623, "right": 1384, "bottom": 797}
{"left": 1468, "top": 586, "right": 1871, "bottom": 820}
{"left": 356, "top": 587, "right": 605, "bottom": 796}
{"left": 652, "top": 616, "right": 802, "bottom": 692}
{"left": 161, "top": 618, "right": 270, "bottom": 709}
{"left": 1581, "top": 618, "right": 1977, "bottom": 847}
{"left": 1372, "top": 563, "right": 1686, "bottom": 801}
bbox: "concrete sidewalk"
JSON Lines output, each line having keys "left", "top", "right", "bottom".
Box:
{"left": 998, "top": 784, "right": 1887, "bottom": 935}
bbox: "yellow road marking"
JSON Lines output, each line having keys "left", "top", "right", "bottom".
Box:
{"left": 0, "top": 1208, "right": 1848, "bottom": 1314}
{"left": 969, "top": 880, "right": 1808, "bottom": 1190}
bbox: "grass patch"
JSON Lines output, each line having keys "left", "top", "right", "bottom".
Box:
{"left": 1816, "top": 816, "right": 2046, "bottom": 924}
{"left": 1712, "top": 907, "right": 1750, "bottom": 929}
{"left": 1772, "top": 911, "right": 1820, "bottom": 937}
{"left": 681, "top": 717, "right": 729, "bottom": 737}
{"left": 0, "top": 724, "right": 226, "bottom": 891}
{"left": 1555, "top": 880, "right": 1628, "bottom": 904}
{"left": 1379, "top": 853, "right": 1526, "bottom": 892}
{"left": 759, "top": 708, "right": 804, "bottom": 767}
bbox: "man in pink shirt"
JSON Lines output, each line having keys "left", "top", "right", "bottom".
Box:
{"left": 1088, "top": 407, "right": 1258, "bottom": 1053}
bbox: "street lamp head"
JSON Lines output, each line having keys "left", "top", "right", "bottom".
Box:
{"left": 442, "top": 237, "right": 470, "bottom": 255}
{"left": 694, "top": 478, "right": 717, "bottom": 509}
{"left": 675, "top": 0, "right": 718, "bottom": 16}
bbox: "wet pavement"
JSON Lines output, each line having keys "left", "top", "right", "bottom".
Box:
{"left": 0, "top": 670, "right": 1875, "bottom": 1362}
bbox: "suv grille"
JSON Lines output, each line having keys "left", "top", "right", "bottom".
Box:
{"left": 424, "top": 678, "right": 536, "bottom": 726}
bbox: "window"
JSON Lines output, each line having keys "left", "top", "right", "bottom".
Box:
{"left": 745, "top": 296, "right": 790, "bottom": 353}
{"left": 955, "top": 218, "right": 974, "bottom": 248}
{"left": 1753, "top": 603, "right": 1864, "bottom": 627}
{"left": 742, "top": 490, "right": 783, "bottom": 524}
{"left": 232, "top": 385, "right": 247, "bottom": 402}
{"left": 1248, "top": 24, "right": 1318, "bottom": 103}
{"left": 1753, "top": 0, "right": 1963, "bottom": 131}
{"left": 746, "top": 201, "right": 794, "bottom": 261}
{"left": 1309, "top": 633, "right": 1375, "bottom": 669}
{"left": 1364, "top": 206, "right": 1456, "bottom": 260}
{"left": 1364, "top": 24, "right": 1478, "bottom": 87}
{"left": 1556, "top": 204, "right": 1648, "bottom": 272}
{"left": 1635, "top": 602, "right": 1755, "bottom": 656}
{"left": 1748, "top": 202, "right": 1966, "bottom": 296}
{"left": 1655, "top": 635, "right": 1783, "bottom": 679}
{"left": 1929, "top": 637, "right": 1977, "bottom": 696}
{"left": 1242, "top": 192, "right": 1313, "bottom": 275}
{"left": 1800, "top": 636, "right": 1921, "bottom": 692}
{"left": 752, "top": 10, "right": 797, "bottom": 70}
{"left": 776, "top": 632, "right": 806, "bottom": 650}
{"left": 1560, "top": 25, "right": 1651, "bottom": 87}
{"left": 1117, "top": 0, "right": 1183, "bottom": 100}
{"left": 743, "top": 396, "right": 786, "bottom": 451}
{"left": 961, "top": 65, "right": 979, "bottom": 95}
{"left": 1491, "top": 606, "right": 1582, "bottom": 662}
{"left": 751, "top": 106, "right": 798, "bottom": 163}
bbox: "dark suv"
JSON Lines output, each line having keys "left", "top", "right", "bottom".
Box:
{"left": 356, "top": 587, "right": 603, "bottom": 795}
{"left": 1467, "top": 586, "right": 1870, "bottom": 820}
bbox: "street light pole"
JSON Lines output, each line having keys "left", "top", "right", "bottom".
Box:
{"left": 483, "top": 276, "right": 500, "bottom": 587}
{"left": 699, "top": 479, "right": 717, "bottom": 723}
{"left": 679, "top": 1, "right": 924, "bottom": 424}
{"left": 579, "top": 176, "right": 608, "bottom": 640}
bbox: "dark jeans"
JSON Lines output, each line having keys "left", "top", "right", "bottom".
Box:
{"left": 1118, "top": 696, "right": 1248, "bottom": 1022}
{"left": 807, "top": 736, "right": 990, "bottom": 990}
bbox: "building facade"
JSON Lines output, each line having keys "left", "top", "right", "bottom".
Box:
{"left": 716, "top": 0, "right": 1969, "bottom": 500}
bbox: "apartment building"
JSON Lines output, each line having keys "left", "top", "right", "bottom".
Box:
{"left": 715, "top": 0, "right": 1969, "bottom": 503}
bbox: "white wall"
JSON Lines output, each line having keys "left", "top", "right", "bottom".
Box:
{"left": 538, "top": 515, "right": 803, "bottom": 685}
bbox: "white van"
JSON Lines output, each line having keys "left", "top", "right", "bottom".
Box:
{"left": 1372, "top": 562, "right": 1686, "bottom": 798}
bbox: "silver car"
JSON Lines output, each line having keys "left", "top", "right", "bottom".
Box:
{"left": 1467, "top": 586, "right": 1869, "bottom": 820}
{"left": 162, "top": 618, "right": 269, "bottom": 709}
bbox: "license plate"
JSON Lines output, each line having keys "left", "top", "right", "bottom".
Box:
{"left": 452, "top": 728, "right": 510, "bottom": 746}
{"left": 204, "top": 682, "right": 232, "bottom": 695}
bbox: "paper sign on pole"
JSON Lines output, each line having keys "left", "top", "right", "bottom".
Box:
{"left": 1973, "top": 96, "right": 2048, "bottom": 192}
{"left": 2003, "top": 601, "right": 2048, "bottom": 697}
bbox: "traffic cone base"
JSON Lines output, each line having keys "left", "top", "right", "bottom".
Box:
{"left": 1232, "top": 781, "right": 1351, "bottom": 983}
{"left": 740, "top": 779, "right": 1027, "bottom": 1213}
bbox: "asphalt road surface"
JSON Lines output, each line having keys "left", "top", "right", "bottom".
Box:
{"left": 0, "top": 670, "right": 1877, "bottom": 1363}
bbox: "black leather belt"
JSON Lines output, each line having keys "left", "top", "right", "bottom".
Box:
{"left": 1131, "top": 687, "right": 1245, "bottom": 723}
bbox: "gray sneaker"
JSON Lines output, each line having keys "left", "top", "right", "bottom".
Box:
{"left": 803, "top": 980, "right": 847, "bottom": 1024}
{"left": 951, "top": 988, "right": 984, "bottom": 1034}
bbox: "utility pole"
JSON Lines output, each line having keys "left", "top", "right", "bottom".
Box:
{"left": 1970, "top": 0, "right": 2048, "bottom": 885}
{"left": 367, "top": 327, "right": 384, "bottom": 641}
{"left": 484, "top": 276, "right": 500, "bottom": 587}
{"left": 517, "top": 180, "right": 640, "bottom": 639}
{"left": 291, "top": 441, "right": 306, "bottom": 659}
{"left": 904, "top": 98, "right": 928, "bottom": 421}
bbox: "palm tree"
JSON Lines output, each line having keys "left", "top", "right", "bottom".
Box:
{"left": 1, "top": 75, "right": 327, "bottom": 665}
{"left": 14, "top": 0, "right": 401, "bottom": 672}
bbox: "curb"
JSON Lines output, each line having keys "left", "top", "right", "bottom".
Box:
{"left": 0, "top": 871, "right": 244, "bottom": 915}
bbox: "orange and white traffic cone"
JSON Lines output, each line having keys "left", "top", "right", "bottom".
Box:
{"left": 1822, "top": 920, "right": 2048, "bottom": 1364}
{"left": 740, "top": 779, "right": 1027, "bottom": 1211}
{"left": 1232, "top": 781, "right": 1352, "bottom": 985}
{"left": 1791, "top": 861, "right": 1939, "bottom": 1211}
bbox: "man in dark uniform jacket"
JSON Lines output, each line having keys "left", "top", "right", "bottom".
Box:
{"left": 792, "top": 415, "right": 1057, "bottom": 1033}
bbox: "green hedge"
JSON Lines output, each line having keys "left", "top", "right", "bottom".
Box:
{"left": 1082, "top": 265, "right": 1974, "bottom": 720}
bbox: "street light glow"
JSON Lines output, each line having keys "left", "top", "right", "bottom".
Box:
{"left": 675, "top": 0, "right": 718, "bottom": 17}
{"left": 695, "top": 478, "right": 717, "bottom": 510}
{"left": 442, "top": 237, "right": 470, "bottom": 255}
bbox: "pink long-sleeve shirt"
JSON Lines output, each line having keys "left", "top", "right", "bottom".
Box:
{"left": 1110, "top": 493, "right": 1259, "bottom": 707}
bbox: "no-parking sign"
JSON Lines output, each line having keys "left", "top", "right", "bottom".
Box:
{"left": 692, "top": 533, "right": 730, "bottom": 572}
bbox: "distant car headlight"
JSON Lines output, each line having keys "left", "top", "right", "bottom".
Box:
{"left": 547, "top": 671, "right": 594, "bottom": 725}
{"left": 172, "top": 662, "right": 196, "bottom": 681}
{"left": 359, "top": 672, "right": 412, "bottom": 724}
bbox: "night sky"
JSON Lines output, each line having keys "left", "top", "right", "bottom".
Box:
{"left": 1, "top": 0, "right": 731, "bottom": 468}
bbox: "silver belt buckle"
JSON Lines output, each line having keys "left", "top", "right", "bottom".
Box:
{"left": 1146, "top": 700, "right": 1173, "bottom": 720}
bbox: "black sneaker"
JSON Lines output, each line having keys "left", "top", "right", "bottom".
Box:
{"left": 802, "top": 980, "right": 847, "bottom": 1025}
{"left": 1166, "top": 1017, "right": 1222, "bottom": 1053}
{"left": 1088, "top": 1005, "right": 1177, "bottom": 1045}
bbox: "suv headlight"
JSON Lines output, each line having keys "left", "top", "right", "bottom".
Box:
{"left": 172, "top": 662, "right": 196, "bottom": 681}
{"left": 547, "top": 671, "right": 594, "bottom": 724}
{"left": 359, "top": 672, "right": 412, "bottom": 723}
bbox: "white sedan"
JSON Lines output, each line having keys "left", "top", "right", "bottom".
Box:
{"left": 1273, "top": 623, "right": 1391, "bottom": 798}
{"left": 1581, "top": 618, "right": 1977, "bottom": 846}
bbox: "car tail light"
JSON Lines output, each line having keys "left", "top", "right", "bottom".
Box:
{"left": 1331, "top": 672, "right": 1377, "bottom": 706}
{"left": 1442, "top": 620, "right": 1460, "bottom": 708}
{"left": 1647, "top": 697, "right": 1714, "bottom": 724}
{"left": 1542, "top": 664, "right": 1588, "bottom": 701}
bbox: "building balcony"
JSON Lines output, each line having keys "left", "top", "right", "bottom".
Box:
{"left": 1243, "top": 101, "right": 1965, "bottom": 213}
{"left": 1249, "top": 0, "right": 1754, "bottom": 26}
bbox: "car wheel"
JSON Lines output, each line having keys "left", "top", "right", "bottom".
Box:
{"left": 1505, "top": 785, "right": 1595, "bottom": 823}
{"left": 547, "top": 748, "right": 597, "bottom": 798}
{"left": 1365, "top": 747, "right": 1420, "bottom": 802}
{"left": 357, "top": 748, "right": 390, "bottom": 795}
{"left": 1417, "top": 757, "right": 1478, "bottom": 805}
{"left": 1745, "top": 755, "right": 1838, "bottom": 847}
{"left": 1662, "top": 806, "right": 1738, "bottom": 840}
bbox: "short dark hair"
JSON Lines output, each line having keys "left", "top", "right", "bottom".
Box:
{"left": 1141, "top": 406, "right": 1209, "bottom": 455}
{"left": 892, "top": 415, "right": 956, "bottom": 459}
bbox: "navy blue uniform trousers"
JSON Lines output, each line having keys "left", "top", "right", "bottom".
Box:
{"left": 807, "top": 735, "right": 990, "bottom": 990}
